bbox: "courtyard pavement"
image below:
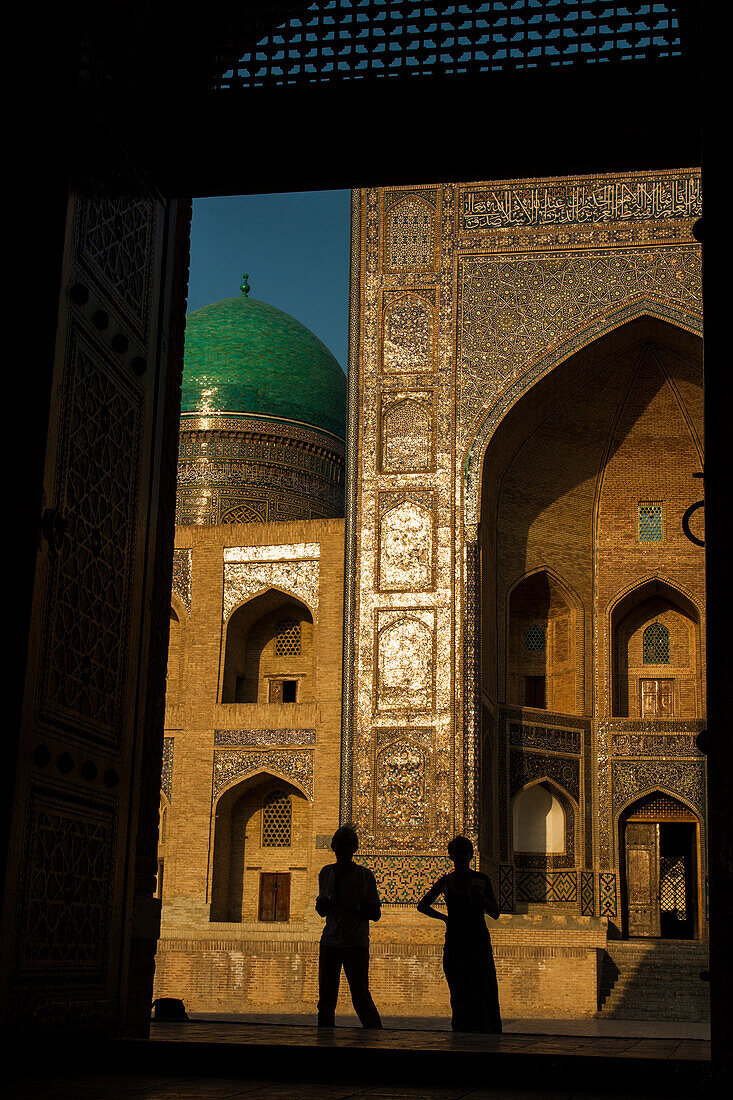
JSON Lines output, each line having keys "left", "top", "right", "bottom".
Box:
{"left": 7, "top": 1015, "right": 721, "bottom": 1099}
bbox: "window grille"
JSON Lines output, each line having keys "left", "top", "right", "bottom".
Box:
{"left": 525, "top": 624, "right": 545, "bottom": 651}
{"left": 660, "top": 856, "right": 686, "bottom": 919}
{"left": 643, "top": 622, "right": 670, "bottom": 663}
{"left": 275, "top": 618, "right": 301, "bottom": 656}
{"left": 629, "top": 792, "right": 694, "bottom": 820}
{"left": 262, "top": 790, "right": 292, "bottom": 847}
{"left": 213, "top": 1, "right": 683, "bottom": 91}
{"left": 638, "top": 503, "right": 663, "bottom": 541}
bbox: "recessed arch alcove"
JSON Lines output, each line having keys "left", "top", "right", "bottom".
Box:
{"left": 221, "top": 588, "right": 314, "bottom": 704}
{"left": 210, "top": 771, "right": 310, "bottom": 923}
{"left": 610, "top": 577, "right": 703, "bottom": 718}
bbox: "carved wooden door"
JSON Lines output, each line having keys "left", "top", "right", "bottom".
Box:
{"left": 0, "top": 130, "right": 187, "bottom": 1036}
{"left": 625, "top": 821, "right": 661, "bottom": 937}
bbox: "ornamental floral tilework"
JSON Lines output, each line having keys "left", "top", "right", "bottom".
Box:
{"left": 212, "top": 749, "right": 314, "bottom": 801}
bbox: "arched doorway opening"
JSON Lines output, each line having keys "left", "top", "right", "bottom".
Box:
{"left": 619, "top": 791, "right": 700, "bottom": 940}
{"left": 210, "top": 772, "right": 310, "bottom": 923}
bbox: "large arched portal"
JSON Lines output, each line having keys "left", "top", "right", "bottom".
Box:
{"left": 476, "top": 316, "right": 705, "bottom": 919}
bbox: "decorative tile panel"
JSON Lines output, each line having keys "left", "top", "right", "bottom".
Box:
{"left": 214, "top": 729, "right": 316, "bottom": 747}
{"left": 599, "top": 872, "right": 618, "bottom": 917}
{"left": 376, "top": 739, "right": 429, "bottom": 831}
{"left": 379, "top": 392, "right": 435, "bottom": 473}
{"left": 375, "top": 609, "right": 435, "bottom": 711}
{"left": 212, "top": 749, "right": 314, "bottom": 801}
{"left": 359, "top": 853, "right": 451, "bottom": 904}
{"left": 381, "top": 290, "right": 436, "bottom": 374}
{"left": 223, "top": 549, "right": 319, "bottom": 622}
{"left": 516, "top": 870, "right": 578, "bottom": 904}
{"left": 510, "top": 749, "right": 580, "bottom": 803}
{"left": 612, "top": 760, "right": 705, "bottom": 818}
{"left": 161, "top": 738, "right": 174, "bottom": 802}
{"left": 377, "top": 494, "right": 434, "bottom": 591}
{"left": 171, "top": 549, "right": 192, "bottom": 612}
{"left": 580, "top": 870, "right": 595, "bottom": 916}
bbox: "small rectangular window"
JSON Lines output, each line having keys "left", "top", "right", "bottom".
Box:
{"left": 258, "top": 872, "right": 291, "bottom": 921}
{"left": 639, "top": 503, "right": 663, "bottom": 542}
{"left": 282, "top": 679, "right": 297, "bottom": 703}
{"left": 524, "top": 675, "right": 546, "bottom": 709}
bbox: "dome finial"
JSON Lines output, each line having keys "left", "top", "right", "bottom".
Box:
{"left": 240, "top": 273, "right": 250, "bottom": 297}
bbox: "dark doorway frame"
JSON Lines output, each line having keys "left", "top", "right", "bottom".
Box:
{"left": 7, "top": 0, "right": 732, "bottom": 1070}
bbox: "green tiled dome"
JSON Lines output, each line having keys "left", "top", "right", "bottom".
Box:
{"left": 181, "top": 294, "right": 346, "bottom": 438}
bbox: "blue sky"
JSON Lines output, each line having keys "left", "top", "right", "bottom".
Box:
{"left": 187, "top": 191, "right": 351, "bottom": 372}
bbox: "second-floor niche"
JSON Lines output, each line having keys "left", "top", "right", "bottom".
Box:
{"left": 506, "top": 570, "right": 580, "bottom": 714}
{"left": 221, "top": 588, "right": 314, "bottom": 704}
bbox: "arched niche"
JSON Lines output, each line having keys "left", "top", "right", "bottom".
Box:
{"left": 506, "top": 570, "right": 581, "bottom": 713}
{"left": 512, "top": 781, "right": 566, "bottom": 855}
{"left": 156, "top": 792, "right": 169, "bottom": 900}
{"left": 165, "top": 597, "right": 187, "bottom": 705}
{"left": 221, "top": 588, "right": 314, "bottom": 704}
{"left": 611, "top": 577, "right": 702, "bottom": 718}
{"left": 209, "top": 772, "right": 309, "bottom": 923}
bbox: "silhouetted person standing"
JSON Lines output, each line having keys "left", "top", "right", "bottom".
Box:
{"left": 417, "top": 835, "right": 502, "bottom": 1033}
{"left": 315, "top": 825, "right": 382, "bottom": 1028}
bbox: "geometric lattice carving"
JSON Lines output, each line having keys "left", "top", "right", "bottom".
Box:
{"left": 638, "top": 502, "right": 663, "bottom": 541}
{"left": 643, "top": 622, "right": 670, "bottom": 663}
{"left": 660, "top": 856, "right": 686, "bottom": 918}
{"left": 627, "top": 791, "right": 696, "bottom": 821}
{"left": 599, "top": 871, "right": 617, "bottom": 917}
{"left": 16, "top": 788, "right": 114, "bottom": 978}
{"left": 217, "top": 2, "right": 683, "bottom": 91}
{"left": 383, "top": 195, "right": 437, "bottom": 273}
{"left": 261, "top": 790, "right": 292, "bottom": 847}
{"left": 525, "top": 624, "right": 545, "bottom": 651}
{"left": 76, "top": 194, "right": 157, "bottom": 340}
{"left": 41, "top": 331, "right": 141, "bottom": 747}
{"left": 274, "top": 618, "right": 301, "bottom": 656}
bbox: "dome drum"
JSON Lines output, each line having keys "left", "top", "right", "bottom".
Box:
{"left": 176, "top": 414, "right": 345, "bottom": 526}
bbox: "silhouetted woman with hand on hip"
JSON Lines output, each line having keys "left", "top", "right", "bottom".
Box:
{"left": 417, "top": 835, "right": 502, "bottom": 1033}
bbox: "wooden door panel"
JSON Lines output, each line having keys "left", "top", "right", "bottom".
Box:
{"left": 626, "top": 821, "right": 660, "bottom": 936}
{"left": 1, "top": 139, "right": 172, "bottom": 1036}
